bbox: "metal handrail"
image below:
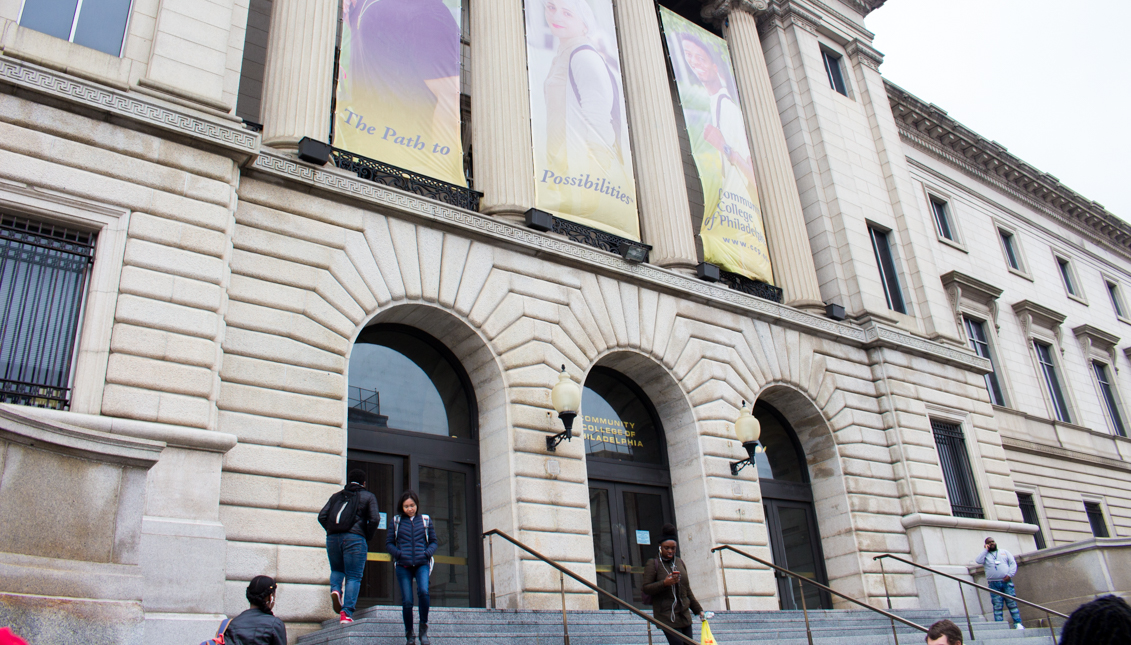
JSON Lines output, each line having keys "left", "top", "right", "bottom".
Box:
{"left": 713, "top": 545, "right": 928, "bottom": 645}
{"left": 873, "top": 553, "right": 1065, "bottom": 642}
{"left": 484, "top": 529, "right": 700, "bottom": 645}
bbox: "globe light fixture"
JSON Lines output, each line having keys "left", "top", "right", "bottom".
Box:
{"left": 547, "top": 365, "right": 581, "bottom": 451}
{"left": 730, "top": 400, "right": 761, "bottom": 476}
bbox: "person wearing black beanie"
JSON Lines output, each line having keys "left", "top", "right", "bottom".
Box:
{"left": 1058, "top": 595, "right": 1131, "bottom": 645}
{"left": 642, "top": 524, "right": 704, "bottom": 645}
{"left": 224, "top": 575, "right": 287, "bottom": 645}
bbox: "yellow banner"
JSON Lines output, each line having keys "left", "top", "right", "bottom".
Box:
{"left": 660, "top": 8, "right": 774, "bottom": 284}
{"left": 524, "top": 0, "right": 641, "bottom": 241}
{"left": 334, "top": 0, "right": 465, "bottom": 187}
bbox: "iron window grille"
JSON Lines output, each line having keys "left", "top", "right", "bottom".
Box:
{"left": 931, "top": 419, "right": 984, "bottom": 519}
{"left": 1034, "top": 341, "right": 1071, "bottom": 423}
{"left": 1017, "top": 493, "right": 1046, "bottom": 550}
{"left": 1084, "top": 502, "right": 1109, "bottom": 538}
{"left": 1093, "top": 361, "right": 1127, "bottom": 437}
{"left": 869, "top": 225, "right": 906, "bottom": 314}
{"left": 0, "top": 214, "right": 95, "bottom": 410}
{"left": 964, "top": 317, "right": 1005, "bottom": 406}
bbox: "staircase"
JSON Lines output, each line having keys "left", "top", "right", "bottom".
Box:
{"left": 297, "top": 606, "right": 1059, "bottom": 644}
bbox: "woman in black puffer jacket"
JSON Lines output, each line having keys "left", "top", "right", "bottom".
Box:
{"left": 225, "top": 575, "right": 286, "bottom": 645}
{"left": 386, "top": 489, "right": 438, "bottom": 645}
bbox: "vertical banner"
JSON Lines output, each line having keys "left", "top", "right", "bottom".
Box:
{"left": 660, "top": 8, "right": 774, "bottom": 285}
{"left": 524, "top": 0, "right": 641, "bottom": 241}
{"left": 335, "top": 0, "right": 465, "bottom": 186}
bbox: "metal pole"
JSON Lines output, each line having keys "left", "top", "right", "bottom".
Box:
{"left": 560, "top": 569, "right": 570, "bottom": 645}
{"left": 647, "top": 621, "right": 654, "bottom": 645}
{"left": 718, "top": 549, "right": 731, "bottom": 612}
{"left": 797, "top": 576, "right": 814, "bottom": 645}
{"left": 879, "top": 558, "right": 893, "bottom": 609}
{"left": 958, "top": 581, "right": 974, "bottom": 641}
{"left": 489, "top": 535, "right": 497, "bottom": 610}
{"left": 1046, "top": 610, "right": 1056, "bottom": 643}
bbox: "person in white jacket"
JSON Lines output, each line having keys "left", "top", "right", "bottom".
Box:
{"left": 975, "top": 537, "right": 1023, "bottom": 628}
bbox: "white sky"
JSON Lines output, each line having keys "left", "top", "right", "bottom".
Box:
{"left": 866, "top": 0, "right": 1131, "bottom": 220}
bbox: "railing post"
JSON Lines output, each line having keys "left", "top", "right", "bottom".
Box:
{"left": 647, "top": 621, "right": 654, "bottom": 645}
{"left": 1046, "top": 609, "right": 1055, "bottom": 642}
{"left": 560, "top": 569, "right": 570, "bottom": 645}
{"left": 489, "top": 534, "right": 497, "bottom": 610}
{"left": 717, "top": 549, "right": 731, "bottom": 612}
{"left": 958, "top": 580, "right": 974, "bottom": 641}
{"left": 796, "top": 576, "right": 814, "bottom": 645}
{"left": 878, "top": 557, "right": 893, "bottom": 610}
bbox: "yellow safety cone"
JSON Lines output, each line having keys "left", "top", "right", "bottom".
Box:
{"left": 701, "top": 619, "right": 719, "bottom": 645}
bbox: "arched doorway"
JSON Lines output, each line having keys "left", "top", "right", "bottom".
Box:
{"left": 754, "top": 401, "right": 831, "bottom": 610}
{"left": 583, "top": 366, "right": 673, "bottom": 609}
{"left": 346, "top": 323, "right": 483, "bottom": 609}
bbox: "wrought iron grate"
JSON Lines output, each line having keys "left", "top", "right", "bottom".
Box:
{"left": 718, "top": 269, "right": 784, "bottom": 304}
{"left": 329, "top": 147, "right": 482, "bottom": 212}
{"left": 931, "top": 419, "right": 984, "bottom": 519}
{"left": 549, "top": 216, "right": 649, "bottom": 260}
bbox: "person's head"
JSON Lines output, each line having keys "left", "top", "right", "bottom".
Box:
{"left": 544, "top": 0, "right": 596, "bottom": 41}
{"left": 679, "top": 33, "right": 720, "bottom": 86}
{"left": 347, "top": 469, "right": 367, "bottom": 487}
{"left": 984, "top": 536, "right": 997, "bottom": 552}
{"left": 658, "top": 523, "right": 678, "bottom": 560}
{"left": 246, "top": 575, "right": 277, "bottom": 612}
{"left": 399, "top": 489, "right": 420, "bottom": 518}
{"left": 1058, "top": 595, "right": 1131, "bottom": 645}
{"left": 926, "top": 619, "right": 963, "bottom": 645}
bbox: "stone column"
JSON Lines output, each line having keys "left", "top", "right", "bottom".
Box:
{"left": 471, "top": 0, "right": 536, "bottom": 216}
{"left": 259, "top": 0, "right": 337, "bottom": 150}
{"left": 710, "top": 1, "right": 825, "bottom": 312}
{"left": 613, "top": 0, "right": 698, "bottom": 269}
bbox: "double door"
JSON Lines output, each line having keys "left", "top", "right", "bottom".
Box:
{"left": 763, "top": 497, "right": 831, "bottom": 610}
{"left": 588, "top": 480, "right": 674, "bottom": 609}
{"left": 347, "top": 447, "right": 482, "bottom": 609}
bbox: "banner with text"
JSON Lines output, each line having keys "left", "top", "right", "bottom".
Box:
{"left": 660, "top": 7, "right": 774, "bottom": 284}
{"left": 524, "top": 0, "right": 641, "bottom": 241}
{"left": 334, "top": 0, "right": 465, "bottom": 186}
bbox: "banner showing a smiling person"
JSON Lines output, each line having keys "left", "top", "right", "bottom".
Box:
{"left": 660, "top": 8, "right": 774, "bottom": 285}
{"left": 334, "top": 0, "right": 465, "bottom": 186}
{"left": 525, "top": 0, "right": 641, "bottom": 241}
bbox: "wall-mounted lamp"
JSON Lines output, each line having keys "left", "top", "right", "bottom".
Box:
{"left": 730, "top": 400, "right": 761, "bottom": 476}
{"left": 547, "top": 365, "right": 581, "bottom": 451}
{"left": 617, "top": 240, "right": 651, "bottom": 263}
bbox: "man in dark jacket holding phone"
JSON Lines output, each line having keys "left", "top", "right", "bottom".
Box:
{"left": 642, "top": 524, "right": 704, "bottom": 645}
{"left": 318, "top": 469, "right": 381, "bottom": 624}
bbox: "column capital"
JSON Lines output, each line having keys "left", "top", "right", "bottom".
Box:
{"left": 700, "top": 0, "right": 768, "bottom": 27}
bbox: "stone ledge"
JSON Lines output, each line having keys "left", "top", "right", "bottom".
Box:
{"left": 901, "top": 513, "right": 1038, "bottom": 535}
{"left": 1014, "top": 537, "right": 1131, "bottom": 565}
{"left": 0, "top": 404, "right": 165, "bottom": 468}
{"left": 1000, "top": 436, "right": 1131, "bottom": 473}
{"left": 248, "top": 149, "right": 990, "bottom": 374}
{"left": 0, "top": 551, "right": 142, "bottom": 601}
{"left": 11, "top": 406, "right": 236, "bottom": 453}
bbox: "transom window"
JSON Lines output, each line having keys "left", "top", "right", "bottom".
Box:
{"left": 964, "top": 317, "right": 1005, "bottom": 407}
{"left": 581, "top": 368, "right": 663, "bottom": 465}
{"left": 18, "top": 0, "right": 133, "bottom": 57}
{"left": 1034, "top": 341, "right": 1071, "bottom": 423}
{"left": 753, "top": 403, "right": 806, "bottom": 484}
{"left": 931, "top": 419, "right": 983, "bottom": 519}
{"left": 1093, "top": 361, "right": 1127, "bottom": 437}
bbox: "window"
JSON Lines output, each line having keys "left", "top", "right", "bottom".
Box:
{"left": 1093, "top": 361, "right": 1127, "bottom": 437}
{"left": 18, "top": 0, "right": 133, "bottom": 57}
{"left": 0, "top": 214, "right": 95, "bottom": 410}
{"left": 1057, "top": 256, "right": 1083, "bottom": 299}
{"left": 1035, "top": 341, "right": 1071, "bottom": 422}
{"left": 1017, "top": 492, "right": 1046, "bottom": 550}
{"left": 964, "top": 317, "right": 1006, "bottom": 406}
{"left": 869, "top": 226, "right": 906, "bottom": 314}
{"left": 1085, "top": 502, "right": 1110, "bottom": 538}
{"left": 930, "top": 197, "right": 956, "bottom": 242}
{"left": 1107, "top": 280, "right": 1127, "bottom": 319}
{"left": 822, "top": 49, "right": 848, "bottom": 96}
{"left": 1000, "top": 229, "right": 1023, "bottom": 272}
{"left": 931, "top": 419, "right": 984, "bottom": 519}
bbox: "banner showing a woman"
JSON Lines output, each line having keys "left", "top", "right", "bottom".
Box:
{"left": 334, "top": 0, "right": 465, "bottom": 187}
{"left": 660, "top": 8, "right": 774, "bottom": 285}
{"left": 525, "top": 0, "right": 641, "bottom": 241}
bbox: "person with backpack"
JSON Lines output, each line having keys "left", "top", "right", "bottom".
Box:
{"left": 318, "top": 469, "right": 381, "bottom": 624}
{"left": 642, "top": 524, "right": 704, "bottom": 645}
{"left": 217, "top": 575, "right": 286, "bottom": 645}
{"left": 386, "top": 489, "right": 438, "bottom": 645}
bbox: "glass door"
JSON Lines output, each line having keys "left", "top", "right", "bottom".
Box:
{"left": 763, "top": 498, "right": 830, "bottom": 610}
{"left": 589, "top": 480, "right": 673, "bottom": 608}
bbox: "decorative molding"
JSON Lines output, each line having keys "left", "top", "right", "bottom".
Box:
{"left": 250, "top": 150, "right": 990, "bottom": 372}
{"left": 1013, "top": 299, "right": 1066, "bottom": 348}
{"left": 846, "top": 39, "right": 884, "bottom": 71}
{"left": 901, "top": 513, "right": 1038, "bottom": 536}
{"left": 888, "top": 80, "right": 1131, "bottom": 263}
{"left": 1001, "top": 436, "right": 1131, "bottom": 474}
{"left": 0, "top": 57, "right": 259, "bottom": 159}
{"left": 941, "top": 270, "right": 1003, "bottom": 335}
{"left": 701, "top": 0, "right": 768, "bottom": 26}
{"left": 1073, "top": 324, "right": 1120, "bottom": 367}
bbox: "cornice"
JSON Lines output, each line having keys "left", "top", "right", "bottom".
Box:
{"left": 887, "top": 80, "right": 1131, "bottom": 263}
{"left": 1001, "top": 436, "right": 1131, "bottom": 474}
{"left": 0, "top": 56, "right": 259, "bottom": 161}
{"left": 846, "top": 39, "right": 884, "bottom": 70}
{"left": 942, "top": 270, "right": 1003, "bottom": 333}
{"left": 1012, "top": 299, "right": 1066, "bottom": 346}
{"left": 250, "top": 150, "right": 990, "bottom": 373}
{"left": 1073, "top": 324, "right": 1120, "bottom": 366}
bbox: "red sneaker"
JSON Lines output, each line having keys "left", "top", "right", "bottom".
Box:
{"left": 339, "top": 611, "right": 353, "bottom": 625}
{"left": 331, "top": 589, "right": 343, "bottom": 613}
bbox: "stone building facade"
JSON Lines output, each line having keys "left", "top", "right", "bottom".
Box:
{"left": 0, "top": 0, "right": 1125, "bottom": 643}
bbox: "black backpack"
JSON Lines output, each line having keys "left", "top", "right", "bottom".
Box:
{"left": 324, "top": 489, "right": 361, "bottom": 534}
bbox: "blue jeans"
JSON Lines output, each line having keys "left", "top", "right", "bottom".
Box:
{"left": 395, "top": 563, "right": 431, "bottom": 631}
{"left": 326, "top": 533, "right": 368, "bottom": 617}
{"left": 988, "top": 580, "right": 1022, "bottom": 624}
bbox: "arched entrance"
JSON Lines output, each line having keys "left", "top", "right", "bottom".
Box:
{"left": 583, "top": 366, "right": 673, "bottom": 609}
{"left": 754, "top": 401, "right": 831, "bottom": 610}
{"left": 346, "top": 323, "right": 483, "bottom": 609}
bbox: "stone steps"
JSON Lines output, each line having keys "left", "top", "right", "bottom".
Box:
{"left": 297, "top": 606, "right": 1057, "bottom": 645}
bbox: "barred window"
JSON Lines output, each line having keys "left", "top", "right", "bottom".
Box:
{"left": 931, "top": 419, "right": 984, "bottom": 519}
{"left": 1017, "top": 492, "right": 1046, "bottom": 550}
{"left": 0, "top": 214, "right": 95, "bottom": 410}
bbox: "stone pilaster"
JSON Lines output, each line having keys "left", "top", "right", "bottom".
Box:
{"left": 471, "top": 0, "right": 536, "bottom": 216}
{"left": 613, "top": 0, "right": 698, "bottom": 269}
{"left": 711, "top": 2, "right": 825, "bottom": 312}
{"left": 259, "top": 0, "right": 337, "bottom": 150}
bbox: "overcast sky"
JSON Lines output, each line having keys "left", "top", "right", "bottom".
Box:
{"left": 866, "top": 1, "right": 1131, "bottom": 220}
